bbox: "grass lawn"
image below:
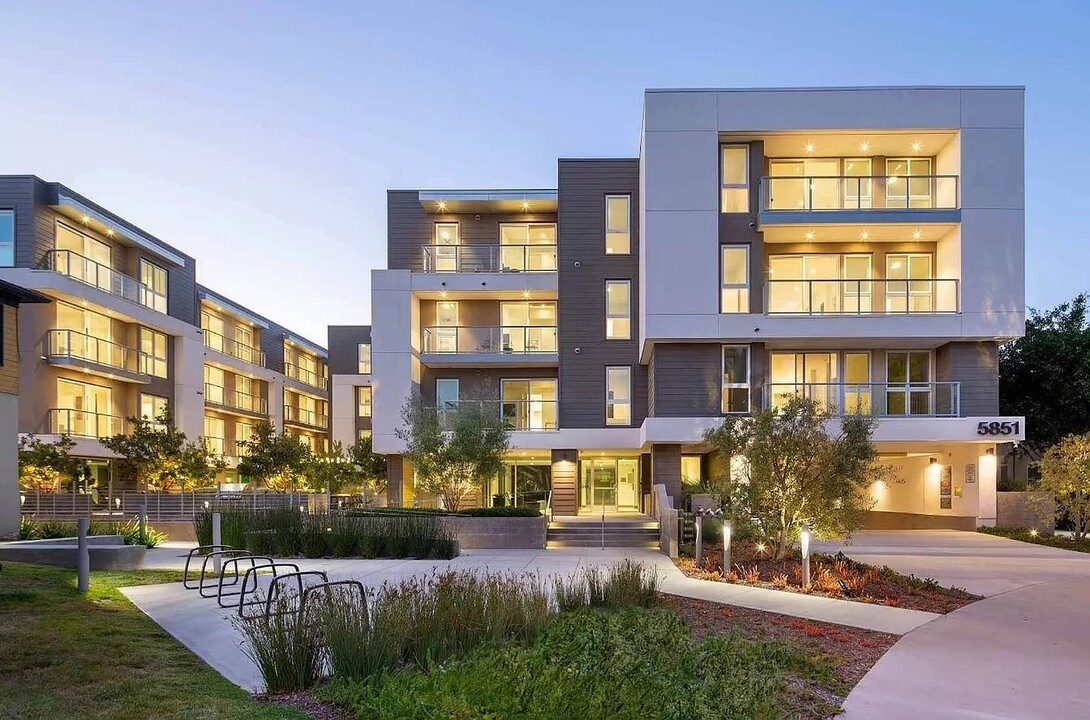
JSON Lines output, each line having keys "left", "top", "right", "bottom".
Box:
{"left": 978, "top": 526, "right": 1090, "bottom": 552}
{"left": 0, "top": 561, "right": 307, "bottom": 720}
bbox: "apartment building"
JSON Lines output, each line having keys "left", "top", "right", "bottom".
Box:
{"left": 331, "top": 85, "right": 1025, "bottom": 528}
{"left": 0, "top": 177, "right": 329, "bottom": 495}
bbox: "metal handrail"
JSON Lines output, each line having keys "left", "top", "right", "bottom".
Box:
{"left": 421, "top": 325, "right": 558, "bottom": 354}
{"left": 284, "top": 404, "right": 329, "bottom": 428}
{"left": 421, "top": 244, "right": 558, "bottom": 273}
{"left": 204, "top": 383, "right": 268, "bottom": 414}
{"left": 46, "top": 408, "right": 126, "bottom": 438}
{"left": 762, "top": 382, "right": 961, "bottom": 417}
{"left": 284, "top": 361, "right": 327, "bottom": 389}
{"left": 435, "top": 399, "right": 559, "bottom": 431}
{"left": 41, "top": 249, "right": 168, "bottom": 312}
{"left": 760, "top": 174, "right": 959, "bottom": 211}
{"left": 764, "top": 278, "right": 960, "bottom": 315}
{"left": 203, "top": 328, "right": 266, "bottom": 367}
{"left": 44, "top": 329, "right": 153, "bottom": 374}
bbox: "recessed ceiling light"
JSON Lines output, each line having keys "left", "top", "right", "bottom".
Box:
{"left": 859, "top": 141, "right": 870, "bottom": 153}
{"left": 911, "top": 141, "right": 922, "bottom": 153}
{"left": 437, "top": 200, "right": 447, "bottom": 212}
{"left": 439, "top": 290, "right": 447, "bottom": 299}
{"left": 859, "top": 230, "right": 870, "bottom": 241}
{"left": 81, "top": 215, "right": 90, "bottom": 223}
{"left": 106, "top": 229, "right": 115, "bottom": 237}
{"left": 804, "top": 142, "right": 815, "bottom": 154}
{"left": 521, "top": 200, "right": 530, "bottom": 210}
{"left": 912, "top": 229, "right": 923, "bottom": 240}
{"left": 522, "top": 290, "right": 530, "bottom": 299}
{"left": 805, "top": 231, "right": 815, "bottom": 241}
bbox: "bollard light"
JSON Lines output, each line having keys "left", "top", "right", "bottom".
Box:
{"left": 722, "top": 519, "right": 732, "bottom": 575}
{"left": 204, "top": 500, "right": 210, "bottom": 509}
{"left": 115, "top": 497, "right": 121, "bottom": 509}
{"left": 694, "top": 514, "right": 704, "bottom": 567}
{"left": 800, "top": 524, "right": 811, "bottom": 587}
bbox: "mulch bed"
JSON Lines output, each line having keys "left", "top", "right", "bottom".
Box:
{"left": 259, "top": 691, "right": 347, "bottom": 720}
{"left": 660, "top": 593, "right": 898, "bottom": 689}
{"left": 676, "top": 543, "right": 980, "bottom": 613}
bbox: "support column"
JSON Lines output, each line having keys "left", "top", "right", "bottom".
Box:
{"left": 651, "top": 443, "right": 682, "bottom": 504}
{"left": 0, "top": 392, "right": 18, "bottom": 539}
{"left": 550, "top": 449, "right": 578, "bottom": 516}
{"left": 386, "top": 454, "right": 404, "bottom": 508}
{"left": 173, "top": 332, "right": 205, "bottom": 440}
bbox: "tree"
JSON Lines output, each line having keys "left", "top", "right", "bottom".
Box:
{"left": 397, "top": 394, "right": 509, "bottom": 511}
{"left": 350, "top": 435, "right": 388, "bottom": 502}
{"left": 237, "top": 422, "right": 312, "bottom": 492}
{"left": 1034, "top": 433, "right": 1090, "bottom": 541}
{"left": 1000, "top": 293, "right": 1090, "bottom": 456}
{"left": 102, "top": 410, "right": 225, "bottom": 492}
{"left": 304, "top": 442, "right": 363, "bottom": 495}
{"left": 703, "top": 396, "right": 883, "bottom": 560}
{"left": 18, "top": 434, "right": 84, "bottom": 493}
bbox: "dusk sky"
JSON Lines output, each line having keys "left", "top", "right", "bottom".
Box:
{"left": 1, "top": 1, "right": 1085, "bottom": 344}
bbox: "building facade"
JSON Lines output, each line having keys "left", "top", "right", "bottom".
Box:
{"left": 331, "top": 86, "right": 1026, "bottom": 528}
{"left": 0, "top": 177, "right": 329, "bottom": 498}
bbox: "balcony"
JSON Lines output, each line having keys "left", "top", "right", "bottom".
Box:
{"left": 43, "top": 329, "right": 156, "bottom": 383}
{"left": 421, "top": 244, "right": 558, "bottom": 273}
{"left": 203, "top": 329, "right": 266, "bottom": 367}
{"left": 420, "top": 326, "right": 559, "bottom": 367}
{"left": 40, "top": 250, "right": 168, "bottom": 313}
{"left": 758, "top": 175, "right": 960, "bottom": 226}
{"left": 437, "top": 399, "right": 559, "bottom": 431}
{"left": 284, "top": 361, "right": 327, "bottom": 390}
{"left": 284, "top": 405, "right": 329, "bottom": 429}
{"left": 765, "top": 279, "right": 959, "bottom": 315}
{"left": 762, "top": 382, "right": 960, "bottom": 417}
{"left": 47, "top": 408, "right": 126, "bottom": 439}
{"left": 204, "top": 383, "right": 268, "bottom": 416}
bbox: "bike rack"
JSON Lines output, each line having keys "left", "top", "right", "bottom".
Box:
{"left": 215, "top": 556, "right": 278, "bottom": 608}
{"left": 182, "top": 545, "right": 235, "bottom": 590}
{"left": 254, "top": 570, "right": 330, "bottom": 619}
{"left": 236, "top": 563, "right": 303, "bottom": 618}
{"left": 299, "top": 579, "right": 368, "bottom": 612}
{"left": 198, "top": 550, "right": 260, "bottom": 598}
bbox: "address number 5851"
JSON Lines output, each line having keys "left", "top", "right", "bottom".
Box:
{"left": 977, "top": 421, "right": 1020, "bottom": 436}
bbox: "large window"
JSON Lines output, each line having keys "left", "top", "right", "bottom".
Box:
{"left": 886, "top": 158, "right": 933, "bottom": 208}
{"left": 139, "top": 327, "right": 168, "bottom": 378}
{"left": 0, "top": 210, "right": 13, "bottom": 266}
{"left": 204, "top": 365, "right": 225, "bottom": 405}
{"left": 357, "top": 386, "right": 372, "bottom": 418}
{"left": 432, "top": 222, "right": 460, "bottom": 272}
{"left": 204, "top": 415, "right": 225, "bottom": 455}
{"left": 605, "top": 195, "right": 631, "bottom": 255}
{"left": 720, "top": 246, "right": 749, "bottom": 313}
{"left": 501, "top": 379, "right": 558, "bottom": 431}
{"left": 357, "top": 342, "right": 371, "bottom": 374}
{"left": 605, "top": 366, "right": 631, "bottom": 426}
{"left": 720, "top": 145, "right": 749, "bottom": 212}
{"left": 886, "top": 351, "right": 932, "bottom": 416}
{"left": 56, "top": 221, "right": 111, "bottom": 290}
{"left": 55, "top": 378, "right": 114, "bottom": 437}
{"left": 721, "top": 345, "right": 750, "bottom": 413}
{"left": 140, "top": 393, "right": 168, "bottom": 426}
{"left": 139, "top": 259, "right": 168, "bottom": 313}
{"left": 886, "top": 253, "right": 934, "bottom": 313}
{"left": 500, "top": 301, "right": 557, "bottom": 353}
{"left": 767, "top": 254, "right": 872, "bottom": 314}
{"left": 202, "top": 311, "right": 225, "bottom": 352}
{"left": 605, "top": 280, "right": 631, "bottom": 340}
{"left": 500, "top": 223, "right": 556, "bottom": 271}
{"left": 436, "top": 378, "right": 459, "bottom": 411}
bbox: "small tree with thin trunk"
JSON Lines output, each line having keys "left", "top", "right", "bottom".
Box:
{"left": 1034, "top": 432, "right": 1090, "bottom": 541}
{"left": 397, "top": 393, "right": 509, "bottom": 511}
{"left": 237, "top": 421, "right": 313, "bottom": 492}
{"left": 304, "top": 442, "right": 363, "bottom": 496}
{"left": 19, "top": 434, "right": 84, "bottom": 494}
{"left": 350, "top": 435, "right": 388, "bottom": 503}
{"left": 102, "top": 410, "right": 225, "bottom": 492}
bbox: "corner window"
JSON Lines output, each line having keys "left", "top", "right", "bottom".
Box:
{"left": 139, "top": 327, "right": 168, "bottom": 378}
{"left": 356, "top": 386, "right": 372, "bottom": 418}
{"left": 357, "top": 342, "right": 372, "bottom": 374}
{"left": 139, "top": 259, "right": 168, "bottom": 313}
{"left": 139, "top": 393, "right": 168, "bottom": 425}
{"left": 720, "top": 246, "right": 749, "bottom": 313}
{"left": 605, "top": 280, "right": 631, "bottom": 340}
{"left": 0, "top": 210, "right": 13, "bottom": 267}
{"left": 605, "top": 195, "right": 631, "bottom": 255}
{"left": 722, "top": 345, "right": 750, "bottom": 413}
{"left": 720, "top": 145, "right": 750, "bottom": 213}
{"left": 605, "top": 366, "right": 632, "bottom": 426}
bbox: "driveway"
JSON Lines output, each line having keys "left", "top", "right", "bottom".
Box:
{"left": 816, "top": 531, "right": 1090, "bottom": 719}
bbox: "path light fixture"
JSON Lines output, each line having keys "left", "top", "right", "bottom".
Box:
{"left": 695, "top": 513, "right": 704, "bottom": 567}
{"left": 722, "top": 519, "right": 732, "bottom": 575}
{"left": 800, "top": 524, "right": 812, "bottom": 587}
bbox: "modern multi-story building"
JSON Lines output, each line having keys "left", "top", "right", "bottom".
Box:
{"left": 0, "top": 176, "right": 329, "bottom": 496}
{"left": 330, "top": 85, "right": 1026, "bottom": 529}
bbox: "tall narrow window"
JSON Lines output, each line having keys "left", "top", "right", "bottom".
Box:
{"left": 886, "top": 254, "right": 934, "bottom": 313}
{"left": 432, "top": 222, "right": 460, "bottom": 272}
{"left": 720, "top": 145, "right": 749, "bottom": 213}
{"left": 605, "top": 195, "right": 631, "bottom": 254}
{"left": 722, "top": 345, "right": 750, "bottom": 413}
{"left": 436, "top": 378, "right": 459, "bottom": 411}
{"left": 139, "top": 394, "right": 168, "bottom": 425}
{"left": 139, "top": 327, "right": 168, "bottom": 378}
{"left": 605, "top": 281, "right": 631, "bottom": 340}
{"left": 139, "top": 259, "right": 168, "bottom": 313}
{"left": 357, "top": 342, "right": 372, "bottom": 374}
{"left": 0, "top": 210, "right": 13, "bottom": 267}
{"left": 886, "top": 351, "right": 932, "bottom": 416}
{"left": 357, "top": 386, "right": 372, "bottom": 417}
{"left": 605, "top": 366, "right": 631, "bottom": 426}
{"left": 720, "top": 246, "right": 749, "bottom": 313}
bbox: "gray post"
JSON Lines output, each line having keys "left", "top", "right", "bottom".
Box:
{"left": 694, "top": 514, "right": 703, "bottom": 567}
{"left": 800, "top": 524, "right": 811, "bottom": 587}
{"left": 212, "top": 512, "right": 222, "bottom": 575}
{"left": 600, "top": 503, "right": 605, "bottom": 550}
{"left": 138, "top": 500, "right": 148, "bottom": 547}
{"left": 722, "top": 519, "right": 732, "bottom": 575}
{"left": 77, "top": 518, "right": 90, "bottom": 594}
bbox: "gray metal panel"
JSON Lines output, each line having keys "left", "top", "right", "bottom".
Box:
{"left": 419, "top": 367, "right": 558, "bottom": 404}
{"left": 649, "top": 344, "right": 722, "bottom": 416}
{"left": 936, "top": 341, "right": 998, "bottom": 416}
{"left": 557, "top": 159, "right": 646, "bottom": 428}
{"left": 327, "top": 325, "right": 373, "bottom": 375}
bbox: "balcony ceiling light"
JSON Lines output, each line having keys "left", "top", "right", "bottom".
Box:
{"left": 912, "top": 141, "right": 923, "bottom": 153}
{"left": 522, "top": 290, "right": 530, "bottom": 299}
{"left": 521, "top": 200, "right": 530, "bottom": 211}
{"left": 859, "top": 230, "right": 870, "bottom": 241}
{"left": 437, "top": 200, "right": 447, "bottom": 212}
{"left": 81, "top": 215, "right": 90, "bottom": 224}
{"left": 859, "top": 141, "right": 870, "bottom": 153}
{"left": 912, "top": 229, "right": 923, "bottom": 240}
{"left": 106, "top": 228, "right": 115, "bottom": 237}
{"left": 805, "top": 231, "right": 815, "bottom": 241}
{"left": 804, "top": 142, "right": 815, "bottom": 154}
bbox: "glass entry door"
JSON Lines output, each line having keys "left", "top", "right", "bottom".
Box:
{"left": 580, "top": 457, "right": 639, "bottom": 512}
{"left": 433, "top": 223, "right": 459, "bottom": 272}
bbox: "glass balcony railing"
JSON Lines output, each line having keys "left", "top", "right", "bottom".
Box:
{"left": 760, "top": 175, "right": 959, "bottom": 212}
{"left": 436, "top": 399, "right": 559, "bottom": 431}
{"left": 44, "top": 329, "right": 154, "bottom": 376}
{"left": 284, "top": 361, "right": 327, "bottom": 389}
{"left": 421, "top": 244, "right": 558, "bottom": 273}
{"left": 202, "top": 328, "right": 266, "bottom": 367}
{"left": 765, "top": 279, "right": 959, "bottom": 315}
{"left": 205, "top": 436, "right": 226, "bottom": 456}
{"left": 41, "top": 249, "right": 168, "bottom": 313}
{"left": 421, "top": 326, "right": 558, "bottom": 354}
{"left": 283, "top": 404, "right": 329, "bottom": 429}
{"left": 204, "top": 383, "right": 268, "bottom": 414}
{"left": 47, "top": 408, "right": 126, "bottom": 438}
{"left": 762, "top": 382, "right": 960, "bottom": 417}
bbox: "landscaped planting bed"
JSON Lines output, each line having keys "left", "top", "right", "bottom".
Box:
{"left": 979, "top": 525, "right": 1090, "bottom": 553}
{"left": 676, "top": 542, "right": 979, "bottom": 613}
{"left": 18, "top": 515, "right": 168, "bottom": 547}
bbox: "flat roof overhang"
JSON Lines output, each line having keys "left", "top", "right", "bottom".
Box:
{"left": 52, "top": 194, "right": 187, "bottom": 267}
{"left": 418, "top": 190, "right": 557, "bottom": 214}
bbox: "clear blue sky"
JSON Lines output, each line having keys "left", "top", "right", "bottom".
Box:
{"left": 1, "top": 1, "right": 1085, "bottom": 343}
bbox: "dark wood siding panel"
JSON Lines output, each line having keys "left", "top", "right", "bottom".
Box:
{"left": 936, "top": 341, "right": 998, "bottom": 416}
{"left": 651, "top": 443, "right": 682, "bottom": 499}
{"left": 327, "top": 325, "right": 372, "bottom": 375}
{"left": 550, "top": 449, "right": 578, "bottom": 516}
{"left": 650, "top": 344, "right": 722, "bottom": 417}
{"left": 419, "top": 367, "right": 558, "bottom": 404}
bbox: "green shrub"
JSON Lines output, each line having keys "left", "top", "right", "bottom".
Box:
{"left": 553, "top": 560, "right": 660, "bottom": 611}
{"left": 234, "top": 592, "right": 324, "bottom": 693}
{"left": 18, "top": 516, "right": 41, "bottom": 540}
{"left": 457, "top": 506, "right": 542, "bottom": 518}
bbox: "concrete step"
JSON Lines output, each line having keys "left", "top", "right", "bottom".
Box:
{"left": 546, "top": 539, "right": 660, "bottom": 549}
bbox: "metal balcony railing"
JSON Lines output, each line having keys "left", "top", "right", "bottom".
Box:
{"left": 284, "top": 361, "right": 327, "bottom": 389}
{"left": 205, "top": 436, "right": 226, "bottom": 456}
{"left": 44, "top": 329, "right": 154, "bottom": 376}
{"left": 284, "top": 404, "right": 329, "bottom": 429}
{"left": 46, "top": 408, "right": 126, "bottom": 438}
{"left": 436, "top": 399, "right": 559, "bottom": 431}
{"left": 202, "top": 328, "right": 266, "bottom": 367}
{"left": 204, "top": 383, "right": 268, "bottom": 414}
{"left": 760, "top": 175, "right": 959, "bottom": 212}
{"left": 41, "top": 249, "right": 168, "bottom": 313}
{"left": 764, "top": 279, "right": 960, "bottom": 315}
{"left": 762, "top": 382, "right": 960, "bottom": 417}
{"left": 421, "top": 325, "right": 558, "bottom": 354}
{"left": 421, "top": 244, "right": 558, "bottom": 273}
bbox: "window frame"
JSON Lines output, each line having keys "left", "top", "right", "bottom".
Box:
{"left": 436, "top": 378, "right": 459, "bottom": 411}
{"left": 719, "top": 144, "right": 750, "bottom": 213}
{"left": 139, "top": 393, "right": 168, "bottom": 423}
{"left": 604, "top": 195, "right": 631, "bottom": 255}
{"left": 357, "top": 342, "right": 372, "bottom": 374}
{"left": 0, "top": 209, "right": 14, "bottom": 267}
{"left": 604, "top": 280, "right": 632, "bottom": 340}
{"left": 719, "top": 245, "right": 750, "bottom": 313}
{"left": 138, "top": 326, "right": 168, "bottom": 378}
{"left": 605, "top": 365, "right": 632, "bottom": 426}
{"left": 721, "top": 345, "right": 751, "bottom": 414}
{"left": 356, "top": 385, "right": 372, "bottom": 418}
{"left": 138, "top": 258, "right": 168, "bottom": 313}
